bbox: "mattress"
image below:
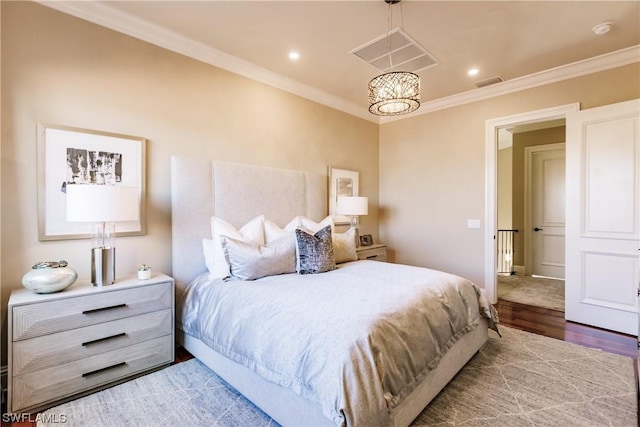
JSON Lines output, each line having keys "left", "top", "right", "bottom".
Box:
{"left": 177, "top": 260, "right": 498, "bottom": 426}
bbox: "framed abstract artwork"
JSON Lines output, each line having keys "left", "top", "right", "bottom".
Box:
{"left": 328, "top": 167, "right": 359, "bottom": 225}
{"left": 37, "top": 123, "right": 146, "bottom": 241}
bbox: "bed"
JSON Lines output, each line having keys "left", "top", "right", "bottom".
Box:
{"left": 171, "top": 157, "right": 498, "bottom": 427}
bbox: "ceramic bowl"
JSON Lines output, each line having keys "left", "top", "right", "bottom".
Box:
{"left": 22, "top": 261, "right": 78, "bottom": 294}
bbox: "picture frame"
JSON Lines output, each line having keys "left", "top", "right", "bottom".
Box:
{"left": 359, "top": 234, "right": 374, "bottom": 247}
{"left": 37, "top": 123, "right": 146, "bottom": 241}
{"left": 328, "top": 167, "right": 359, "bottom": 225}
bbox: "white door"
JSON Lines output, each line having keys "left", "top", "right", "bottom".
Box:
{"left": 566, "top": 99, "right": 639, "bottom": 335}
{"left": 527, "top": 144, "right": 566, "bottom": 279}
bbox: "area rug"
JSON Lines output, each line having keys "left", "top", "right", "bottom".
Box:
{"left": 498, "top": 275, "right": 565, "bottom": 311}
{"left": 39, "top": 326, "right": 636, "bottom": 427}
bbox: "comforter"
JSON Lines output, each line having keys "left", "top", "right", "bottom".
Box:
{"left": 178, "top": 260, "right": 498, "bottom": 426}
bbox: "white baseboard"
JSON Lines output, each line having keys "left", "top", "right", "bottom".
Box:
{"left": 514, "top": 265, "right": 525, "bottom": 276}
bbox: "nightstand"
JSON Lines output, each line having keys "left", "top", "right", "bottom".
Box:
{"left": 7, "top": 274, "right": 174, "bottom": 414}
{"left": 356, "top": 243, "right": 387, "bottom": 262}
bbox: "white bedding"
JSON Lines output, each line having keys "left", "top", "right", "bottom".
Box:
{"left": 177, "top": 260, "right": 498, "bottom": 426}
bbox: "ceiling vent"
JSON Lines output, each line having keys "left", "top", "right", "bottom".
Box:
{"left": 474, "top": 76, "right": 504, "bottom": 88}
{"left": 352, "top": 28, "right": 439, "bottom": 73}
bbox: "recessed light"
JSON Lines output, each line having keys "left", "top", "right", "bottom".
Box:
{"left": 288, "top": 51, "right": 300, "bottom": 61}
{"left": 467, "top": 68, "right": 479, "bottom": 76}
{"left": 592, "top": 21, "right": 613, "bottom": 35}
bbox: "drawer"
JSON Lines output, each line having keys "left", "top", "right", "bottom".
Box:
{"left": 13, "top": 310, "right": 172, "bottom": 376}
{"left": 12, "top": 281, "right": 172, "bottom": 341}
{"left": 357, "top": 247, "right": 387, "bottom": 261}
{"left": 11, "top": 335, "right": 173, "bottom": 413}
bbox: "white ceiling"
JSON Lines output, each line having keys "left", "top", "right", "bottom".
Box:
{"left": 41, "top": 1, "right": 640, "bottom": 122}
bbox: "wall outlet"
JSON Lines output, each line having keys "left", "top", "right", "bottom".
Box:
{"left": 467, "top": 219, "right": 481, "bottom": 229}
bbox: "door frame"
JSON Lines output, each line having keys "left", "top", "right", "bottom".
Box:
{"left": 524, "top": 142, "right": 566, "bottom": 278}
{"left": 484, "top": 103, "right": 579, "bottom": 303}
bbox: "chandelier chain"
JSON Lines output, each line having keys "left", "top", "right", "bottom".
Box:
{"left": 387, "top": 2, "right": 393, "bottom": 69}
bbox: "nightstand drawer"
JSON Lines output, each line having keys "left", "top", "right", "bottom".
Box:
{"left": 11, "top": 335, "right": 172, "bottom": 413}
{"left": 13, "top": 309, "right": 172, "bottom": 376}
{"left": 357, "top": 246, "right": 387, "bottom": 261}
{"left": 12, "top": 281, "right": 172, "bottom": 341}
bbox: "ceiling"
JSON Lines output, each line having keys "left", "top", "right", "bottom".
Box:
{"left": 41, "top": 1, "right": 640, "bottom": 122}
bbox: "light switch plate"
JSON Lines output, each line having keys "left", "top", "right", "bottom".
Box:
{"left": 467, "top": 219, "right": 481, "bottom": 229}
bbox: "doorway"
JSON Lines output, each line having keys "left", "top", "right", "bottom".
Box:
{"left": 486, "top": 100, "right": 639, "bottom": 335}
{"left": 483, "top": 103, "right": 580, "bottom": 305}
{"left": 496, "top": 124, "right": 566, "bottom": 311}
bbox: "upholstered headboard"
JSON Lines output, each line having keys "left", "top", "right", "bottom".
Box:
{"left": 170, "top": 156, "right": 327, "bottom": 288}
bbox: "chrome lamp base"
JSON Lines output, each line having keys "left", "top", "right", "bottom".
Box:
{"left": 92, "top": 247, "right": 115, "bottom": 286}
{"left": 350, "top": 215, "right": 360, "bottom": 248}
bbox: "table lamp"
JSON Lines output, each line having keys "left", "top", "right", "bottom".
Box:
{"left": 336, "top": 196, "right": 368, "bottom": 246}
{"left": 66, "top": 185, "right": 139, "bottom": 286}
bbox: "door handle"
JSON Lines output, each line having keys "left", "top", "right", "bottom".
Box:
{"left": 534, "top": 227, "right": 543, "bottom": 232}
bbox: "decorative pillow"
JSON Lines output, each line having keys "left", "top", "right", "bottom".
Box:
{"left": 211, "top": 215, "right": 265, "bottom": 279}
{"left": 222, "top": 234, "right": 296, "bottom": 281}
{"left": 295, "top": 225, "right": 336, "bottom": 275}
{"left": 333, "top": 228, "right": 358, "bottom": 264}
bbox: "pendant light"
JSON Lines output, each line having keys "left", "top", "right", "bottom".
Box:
{"left": 368, "top": 0, "right": 420, "bottom": 116}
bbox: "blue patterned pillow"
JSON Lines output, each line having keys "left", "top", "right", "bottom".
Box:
{"left": 295, "top": 225, "right": 336, "bottom": 274}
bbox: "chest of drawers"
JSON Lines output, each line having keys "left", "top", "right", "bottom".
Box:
{"left": 7, "top": 274, "right": 174, "bottom": 414}
{"left": 356, "top": 243, "right": 387, "bottom": 262}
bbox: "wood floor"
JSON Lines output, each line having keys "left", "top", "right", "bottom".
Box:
{"left": 3, "top": 300, "right": 637, "bottom": 427}
{"left": 495, "top": 298, "right": 637, "bottom": 360}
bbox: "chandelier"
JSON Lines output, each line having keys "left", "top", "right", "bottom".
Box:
{"left": 368, "top": 0, "right": 420, "bottom": 116}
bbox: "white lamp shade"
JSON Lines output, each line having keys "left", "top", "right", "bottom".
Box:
{"left": 336, "top": 196, "right": 368, "bottom": 216}
{"left": 66, "top": 185, "right": 139, "bottom": 223}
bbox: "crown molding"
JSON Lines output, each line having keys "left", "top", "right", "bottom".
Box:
{"left": 37, "top": 2, "right": 639, "bottom": 125}
{"left": 381, "top": 45, "right": 640, "bottom": 123}
{"left": 37, "top": 1, "right": 375, "bottom": 122}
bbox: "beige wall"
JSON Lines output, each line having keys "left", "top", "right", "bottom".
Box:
{"left": 379, "top": 63, "right": 639, "bottom": 286}
{"left": 0, "top": 2, "right": 379, "bottom": 364}
{"left": 511, "top": 126, "right": 566, "bottom": 267}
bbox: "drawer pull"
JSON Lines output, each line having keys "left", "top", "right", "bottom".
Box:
{"left": 82, "top": 332, "right": 127, "bottom": 347}
{"left": 82, "top": 362, "right": 127, "bottom": 378}
{"left": 366, "top": 255, "right": 378, "bottom": 259}
{"left": 82, "top": 303, "right": 127, "bottom": 315}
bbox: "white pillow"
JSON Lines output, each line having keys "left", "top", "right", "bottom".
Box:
{"left": 211, "top": 215, "right": 265, "bottom": 279}
{"left": 333, "top": 228, "right": 358, "bottom": 264}
{"left": 298, "top": 215, "right": 335, "bottom": 234}
{"left": 222, "top": 234, "right": 296, "bottom": 280}
{"left": 264, "top": 217, "right": 299, "bottom": 243}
